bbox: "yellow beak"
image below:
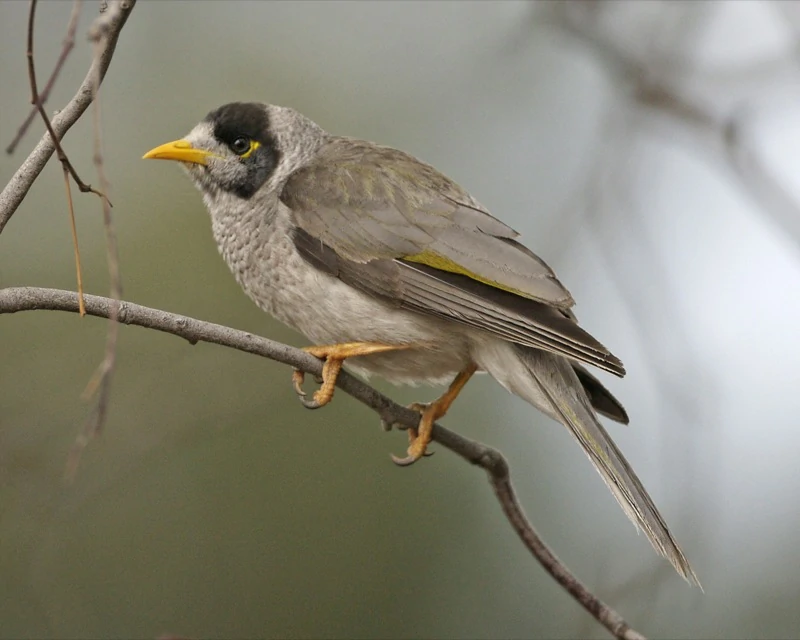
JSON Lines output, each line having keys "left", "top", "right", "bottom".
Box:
{"left": 142, "top": 139, "right": 212, "bottom": 165}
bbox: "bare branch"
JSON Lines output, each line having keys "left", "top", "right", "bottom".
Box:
{"left": 5, "top": 0, "right": 83, "bottom": 155}
{"left": 0, "top": 285, "right": 647, "bottom": 640}
{"left": 491, "top": 472, "right": 645, "bottom": 640}
{"left": 25, "top": 0, "right": 107, "bottom": 202}
{"left": 0, "top": 0, "right": 136, "bottom": 234}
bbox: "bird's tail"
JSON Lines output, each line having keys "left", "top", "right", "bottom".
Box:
{"left": 485, "top": 342, "right": 700, "bottom": 586}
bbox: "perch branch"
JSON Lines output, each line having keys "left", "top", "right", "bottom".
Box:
{"left": 0, "top": 0, "right": 136, "bottom": 234}
{"left": 0, "top": 286, "right": 645, "bottom": 640}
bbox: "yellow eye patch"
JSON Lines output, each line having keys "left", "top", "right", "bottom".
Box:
{"left": 240, "top": 140, "right": 260, "bottom": 159}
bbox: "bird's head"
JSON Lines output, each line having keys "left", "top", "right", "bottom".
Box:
{"left": 143, "top": 102, "right": 325, "bottom": 201}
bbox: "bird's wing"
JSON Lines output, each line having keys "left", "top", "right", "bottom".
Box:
{"left": 281, "top": 137, "right": 574, "bottom": 309}
{"left": 292, "top": 227, "right": 625, "bottom": 377}
{"left": 284, "top": 138, "right": 623, "bottom": 375}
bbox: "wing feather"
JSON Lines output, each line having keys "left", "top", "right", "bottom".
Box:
{"left": 292, "top": 229, "right": 625, "bottom": 377}
{"left": 281, "top": 138, "right": 573, "bottom": 307}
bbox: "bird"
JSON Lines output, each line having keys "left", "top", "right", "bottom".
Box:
{"left": 143, "top": 101, "right": 698, "bottom": 585}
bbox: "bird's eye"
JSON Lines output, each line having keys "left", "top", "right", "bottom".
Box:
{"left": 230, "top": 136, "right": 251, "bottom": 155}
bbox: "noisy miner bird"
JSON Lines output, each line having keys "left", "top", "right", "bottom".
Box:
{"left": 143, "top": 102, "right": 698, "bottom": 585}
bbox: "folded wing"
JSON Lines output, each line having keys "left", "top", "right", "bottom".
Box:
{"left": 292, "top": 228, "right": 625, "bottom": 377}
{"left": 281, "top": 137, "right": 575, "bottom": 309}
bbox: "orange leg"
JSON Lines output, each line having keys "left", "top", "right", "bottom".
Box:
{"left": 292, "top": 342, "right": 415, "bottom": 410}
{"left": 391, "top": 363, "right": 478, "bottom": 467}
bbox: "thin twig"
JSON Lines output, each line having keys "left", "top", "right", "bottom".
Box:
{"left": 491, "top": 474, "right": 645, "bottom": 640}
{"left": 25, "top": 0, "right": 91, "bottom": 313}
{"left": 60, "top": 165, "right": 86, "bottom": 316}
{"left": 0, "top": 0, "right": 135, "bottom": 234}
{"left": 0, "top": 286, "right": 647, "bottom": 640}
{"left": 66, "top": 10, "right": 126, "bottom": 478}
{"left": 6, "top": 0, "right": 83, "bottom": 155}
{"left": 26, "top": 0, "right": 107, "bottom": 202}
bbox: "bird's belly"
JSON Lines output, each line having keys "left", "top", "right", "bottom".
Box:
{"left": 233, "top": 232, "right": 472, "bottom": 386}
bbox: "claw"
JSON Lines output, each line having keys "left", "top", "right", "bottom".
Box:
{"left": 298, "top": 394, "right": 325, "bottom": 410}
{"left": 389, "top": 422, "right": 437, "bottom": 466}
{"left": 389, "top": 365, "right": 478, "bottom": 469}
{"left": 390, "top": 448, "right": 435, "bottom": 466}
{"left": 391, "top": 452, "right": 419, "bottom": 466}
{"left": 293, "top": 369, "right": 325, "bottom": 409}
{"left": 291, "top": 342, "right": 414, "bottom": 413}
{"left": 292, "top": 369, "right": 307, "bottom": 397}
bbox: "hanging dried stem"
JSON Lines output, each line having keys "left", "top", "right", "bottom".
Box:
{"left": 66, "top": 0, "right": 127, "bottom": 478}
{"left": 60, "top": 165, "right": 86, "bottom": 316}
{"left": 24, "top": 0, "right": 95, "bottom": 312}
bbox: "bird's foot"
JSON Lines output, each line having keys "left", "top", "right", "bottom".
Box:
{"left": 390, "top": 364, "right": 478, "bottom": 467}
{"left": 292, "top": 341, "right": 412, "bottom": 410}
{"left": 390, "top": 401, "right": 438, "bottom": 466}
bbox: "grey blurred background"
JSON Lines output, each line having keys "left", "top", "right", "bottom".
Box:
{"left": 2, "top": 1, "right": 800, "bottom": 638}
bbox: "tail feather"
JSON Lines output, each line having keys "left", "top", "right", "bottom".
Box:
{"left": 572, "top": 363, "right": 629, "bottom": 425}
{"left": 508, "top": 345, "right": 700, "bottom": 586}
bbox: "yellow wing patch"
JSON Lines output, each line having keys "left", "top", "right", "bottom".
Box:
{"left": 403, "top": 249, "right": 531, "bottom": 299}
